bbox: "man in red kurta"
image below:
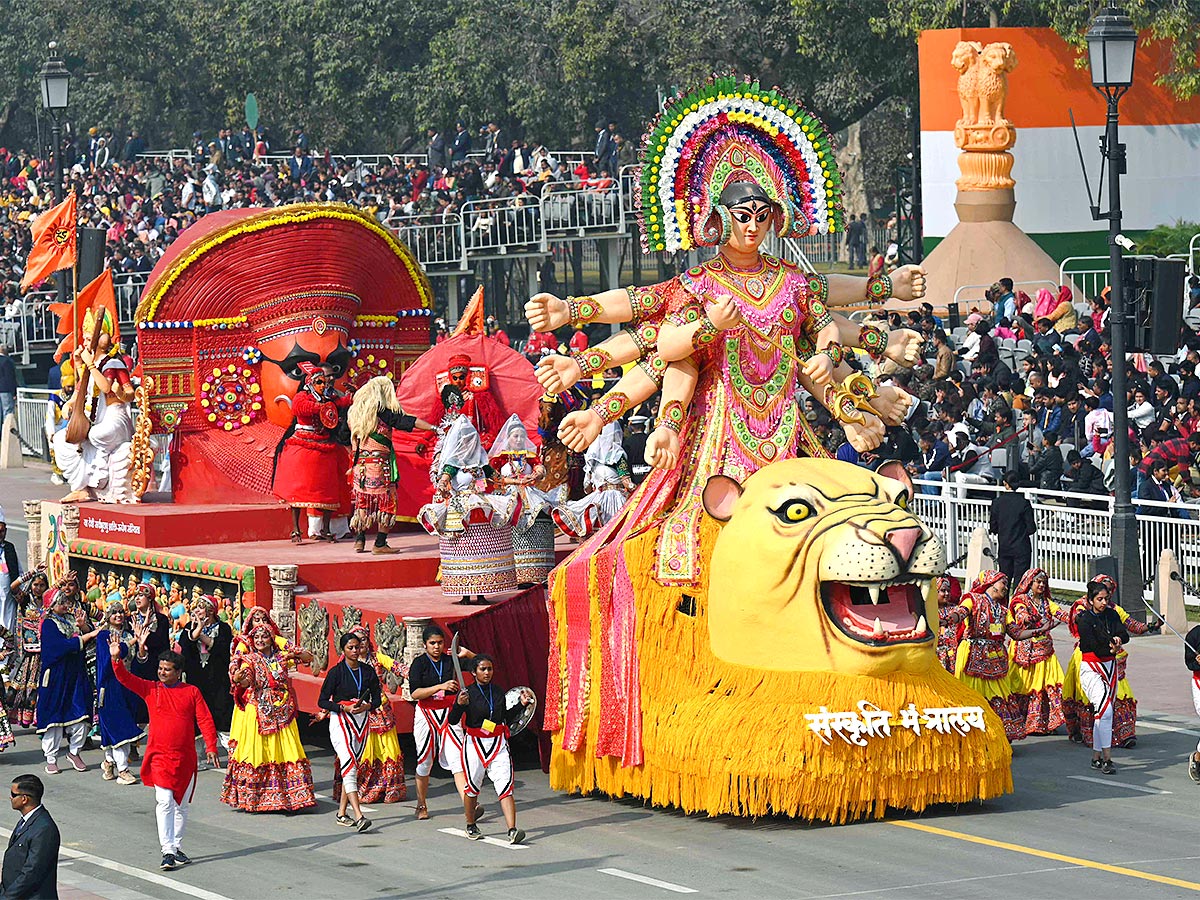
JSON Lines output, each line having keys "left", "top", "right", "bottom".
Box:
{"left": 112, "top": 644, "right": 218, "bottom": 872}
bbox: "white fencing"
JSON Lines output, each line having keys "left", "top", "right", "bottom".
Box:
{"left": 15, "top": 388, "right": 53, "bottom": 458}
{"left": 912, "top": 478, "right": 1199, "bottom": 602}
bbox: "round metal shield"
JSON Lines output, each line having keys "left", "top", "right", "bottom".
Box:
{"left": 505, "top": 686, "right": 537, "bottom": 736}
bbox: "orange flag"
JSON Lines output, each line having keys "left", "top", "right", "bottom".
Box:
{"left": 451, "top": 286, "right": 486, "bottom": 337}
{"left": 50, "top": 268, "right": 118, "bottom": 362}
{"left": 20, "top": 193, "right": 77, "bottom": 291}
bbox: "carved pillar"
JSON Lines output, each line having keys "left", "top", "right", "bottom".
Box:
{"left": 402, "top": 616, "right": 432, "bottom": 701}
{"left": 59, "top": 503, "right": 80, "bottom": 543}
{"left": 268, "top": 564, "right": 298, "bottom": 641}
{"left": 22, "top": 500, "right": 42, "bottom": 571}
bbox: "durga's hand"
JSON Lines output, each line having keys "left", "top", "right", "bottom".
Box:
{"left": 802, "top": 353, "right": 835, "bottom": 387}
{"left": 525, "top": 292, "right": 569, "bottom": 333}
{"left": 706, "top": 293, "right": 742, "bottom": 331}
{"left": 883, "top": 329, "right": 923, "bottom": 368}
{"left": 645, "top": 426, "right": 680, "bottom": 470}
{"left": 890, "top": 265, "right": 927, "bottom": 302}
{"left": 536, "top": 354, "right": 582, "bottom": 393}
{"left": 558, "top": 410, "right": 603, "bottom": 453}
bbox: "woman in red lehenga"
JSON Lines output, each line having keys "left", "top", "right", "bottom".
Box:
{"left": 221, "top": 625, "right": 316, "bottom": 812}
{"left": 934, "top": 574, "right": 964, "bottom": 674}
{"left": 273, "top": 362, "right": 352, "bottom": 543}
{"left": 1008, "top": 568, "right": 1066, "bottom": 735}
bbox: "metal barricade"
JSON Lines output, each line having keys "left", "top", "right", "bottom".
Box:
{"left": 15, "top": 388, "right": 54, "bottom": 458}
{"left": 386, "top": 215, "right": 466, "bottom": 271}
{"left": 460, "top": 197, "right": 545, "bottom": 260}
{"left": 540, "top": 184, "right": 624, "bottom": 238}
{"left": 911, "top": 478, "right": 1200, "bottom": 602}
{"left": 1058, "top": 256, "right": 1111, "bottom": 301}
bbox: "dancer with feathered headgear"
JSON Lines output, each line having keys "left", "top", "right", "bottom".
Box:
{"left": 347, "top": 376, "right": 435, "bottom": 554}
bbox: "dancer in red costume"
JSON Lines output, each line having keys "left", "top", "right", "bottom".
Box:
{"left": 272, "top": 362, "right": 352, "bottom": 543}
{"left": 430, "top": 354, "right": 504, "bottom": 446}
{"left": 110, "top": 644, "right": 218, "bottom": 871}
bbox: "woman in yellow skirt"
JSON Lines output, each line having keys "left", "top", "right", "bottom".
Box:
{"left": 221, "top": 625, "right": 316, "bottom": 812}
{"left": 227, "top": 607, "right": 313, "bottom": 759}
{"left": 944, "top": 569, "right": 1049, "bottom": 742}
{"left": 1007, "top": 568, "right": 1066, "bottom": 735}
{"left": 328, "top": 625, "right": 407, "bottom": 805}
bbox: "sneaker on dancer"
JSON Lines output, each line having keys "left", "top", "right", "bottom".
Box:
{"left": 172, "top": 850, "right": 192, "bottom": 866}
{"left": 160, "top": 854, "right": 176, "bottom": 871}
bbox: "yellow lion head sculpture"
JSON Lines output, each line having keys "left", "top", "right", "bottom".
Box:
{"left": 703, "top": 458, "right": 945, "bottom": 676}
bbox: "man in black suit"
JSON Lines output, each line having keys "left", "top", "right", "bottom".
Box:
{"left": 988, "top": 470, "right": 1037, "bottom": 585}
{"left": 3, "top": 774, "right": 59, "bottom": 899}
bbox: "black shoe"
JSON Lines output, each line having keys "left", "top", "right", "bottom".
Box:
{"left": 160, "top": 854, "right": 176, "bottom": 871}
{"left": 508, "top": 827, "right": 526, "bottom": 845}
{"left": 1101, "top": 759, "right": 1117, "bottom": 775}
{"left": 355, "top": 816, "right": 372, "bottom": 833}
{"left": 173, "top": 850, "right": 191, "bottom": 866}
{"left": 1119, "top": 737, "right": 1137, "bottom": 749}
{"left": 1069, "top": 733, "right": 1084, "bottom": 744}
{"left": 465, "top": 823, "right": 483, "bottom": 841}
{"left": 335, "top": 813, "right": 355, "bottom": 827}
{"left": 1189, "top": 756, "right": 1200, "bottom": 784}
{"left": 1090, "top": 758, "right": 1103, "bottom": 770}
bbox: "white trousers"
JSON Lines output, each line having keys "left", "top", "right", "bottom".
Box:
{"left": 1081, "top": 659, "right": 1118, "bottom": 752}
{"left": 1192, "top": 676, "right": 1200, "bottom": 753}
{"left": 41, "top": 721, "right": 87, "bottom": 763}
{"left": 104, "top": 743, "right": 131, "bottom": 772}
{"left": 156, "top": 774, "right": 195, "bottom": 855}
{"left": 329, "top": 712, "right": 368, "bottom": 795}
{"left": 413, "top": 707, "right": 463, "bottom": 776}
{"left": 461, "top": 733, "right": 514, "bottom": 800}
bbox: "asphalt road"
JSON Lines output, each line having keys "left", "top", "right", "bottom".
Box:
{"left": 4, "top": 468, "right": 1200, "bottom": 898}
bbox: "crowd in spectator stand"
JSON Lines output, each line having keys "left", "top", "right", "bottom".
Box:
{"left": 0, "top": 118, "right": 639, "bottom": 328}
{"left": 796, "top": 275, "right": 1200, "bottom": 514}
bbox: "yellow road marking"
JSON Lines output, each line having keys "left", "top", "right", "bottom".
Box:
{"left": 890, "top": 820, "right": 1200, "bottom": 893}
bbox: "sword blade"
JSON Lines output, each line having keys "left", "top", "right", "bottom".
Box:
{"left": 450, "top": 633, "right": 466, "bottom": 691}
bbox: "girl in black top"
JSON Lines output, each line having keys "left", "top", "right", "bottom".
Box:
{"left": 407, "top": 625, "right": 476, "bottom": 820}
{"left": 449, "top": 654, "right": 533, "bottom": 844}
{"left": 318, "top": 632, "right": 381, "bottom": 832}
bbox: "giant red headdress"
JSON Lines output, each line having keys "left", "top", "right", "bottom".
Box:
{"left": 134, "top": 204, "right": 433, "bottom": 504}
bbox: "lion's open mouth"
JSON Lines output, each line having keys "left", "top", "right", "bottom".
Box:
{"left": 820, "top": 577, "right": 932, "bottom": 646}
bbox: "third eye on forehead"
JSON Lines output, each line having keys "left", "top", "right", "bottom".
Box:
{"left": 730, "top": 203, "right": 771, "bottom": 223}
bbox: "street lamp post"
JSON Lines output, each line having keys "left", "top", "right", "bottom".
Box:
{"left": 39, "top": 41, "right": 71, "bottom": 311}
{"left": 39, "top": 42, "right": 70, "bottom": 203}
{"left": 1086, "top": 7, "right": 1142, "bottom": 616}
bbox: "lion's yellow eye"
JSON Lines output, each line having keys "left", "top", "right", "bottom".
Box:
{"left": 769, "top": 499, "right": 813, "bottom": 524}
{"left": 896, "top": 491, "right": 909, "bottom": 510}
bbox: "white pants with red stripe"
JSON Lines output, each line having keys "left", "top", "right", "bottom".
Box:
{"left": 461, "top": 733, "right": 514, "bottom": 800}
{"left": 1081, "top": 659, "right": 1118, "bottom": 752}
{"left": 413, "top": 706, "right": 463, "bottom": 776}
{"left": 329, "top": 711, "right": 369, "bottom": 794}
{"left": 1192, "top": 675, "right": 1200, "bottom": 753}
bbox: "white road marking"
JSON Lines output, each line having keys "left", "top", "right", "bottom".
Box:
{"left": 1067, "top": 775, "right": 1172, "bottom": 795}
{"left": 1139, "top": 720, "right": 1200, "bottom": 738}
{"left": 0, "top": 827, "right": 234, "bottom": 900}
{"left": 438, "top": 826, "right": 530, "bottom": 850}
{"left": 598, "top": 868, "right": 698, "bottom": 894}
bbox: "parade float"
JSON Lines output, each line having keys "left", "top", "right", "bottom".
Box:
{"left": 27, "top": 204, "right": 552, "bottom": 736}
{"left": 527, "top": 76, "right": 1014, "bottom": 822}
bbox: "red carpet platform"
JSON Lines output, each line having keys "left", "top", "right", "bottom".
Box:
{"left": 62, "top": 499, "right": 572, "bottom": 740}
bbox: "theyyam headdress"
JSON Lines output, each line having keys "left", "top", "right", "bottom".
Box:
{"left": 635, "top": 74, "right": 844, "bottom": 253}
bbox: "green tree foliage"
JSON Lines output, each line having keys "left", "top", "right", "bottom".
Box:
{"left": 0, "top": 0, "right": 1196, "bottom": 154}
{"left": 1136, "top": 221, "right": 1200, "bottom": 258}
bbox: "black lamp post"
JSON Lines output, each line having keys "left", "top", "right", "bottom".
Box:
{"left": 1086, "top": 7, "right": 1141, "bottom": 615}
{"left": 39, "top": 42, "right": 70, "bottom": 204}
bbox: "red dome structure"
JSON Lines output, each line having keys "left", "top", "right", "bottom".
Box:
{"left": 135, "top": 204, "right": 433, "bottom": 505}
